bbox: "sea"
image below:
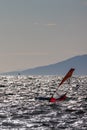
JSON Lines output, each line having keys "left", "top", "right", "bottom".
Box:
{"left": 0, "top": 75, "right": 87, "bottom": 130}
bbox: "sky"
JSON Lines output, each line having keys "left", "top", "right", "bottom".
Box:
{"left": 0, "top": 0, "right": 87, "bottom": 73}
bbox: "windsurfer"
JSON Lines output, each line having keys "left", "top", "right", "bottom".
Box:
{"left": 35, "top": 68, "right": 75, "bottom": 103}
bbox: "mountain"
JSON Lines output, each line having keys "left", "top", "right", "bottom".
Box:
{"left": 2, "top": 54, "right": 87, "bottom": 76}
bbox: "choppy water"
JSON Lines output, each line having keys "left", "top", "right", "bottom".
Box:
{"left": 0, "top": 75, "right": 87, "bottom": 130}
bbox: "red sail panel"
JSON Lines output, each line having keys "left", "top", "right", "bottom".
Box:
{"left": 58, "top": 68, "right": 75, "bottom": 87}
{"left": 49, "top": 93, "right": 67, "bottom": 102}
{"left": 49, "top": 97, "right": 56, "bottom": 102}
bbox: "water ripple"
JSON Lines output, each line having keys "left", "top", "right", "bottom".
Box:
{"left": 0, "top": 75, "right": 87, "bottom": 129}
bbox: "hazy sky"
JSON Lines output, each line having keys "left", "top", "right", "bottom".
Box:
{"left": 0, "top": 0, "right": 87, "bottom": 73}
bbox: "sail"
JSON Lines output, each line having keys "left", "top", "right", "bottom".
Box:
{"left": 50, "top": 68, "right": 75, "bottom": 102}
{"left": 58, "top": 68, "right": 75, "bottom": 87}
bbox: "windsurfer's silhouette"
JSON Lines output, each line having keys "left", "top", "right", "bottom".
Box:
{"left": 35, "top": 68, "right": 75, "bottom": 103}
